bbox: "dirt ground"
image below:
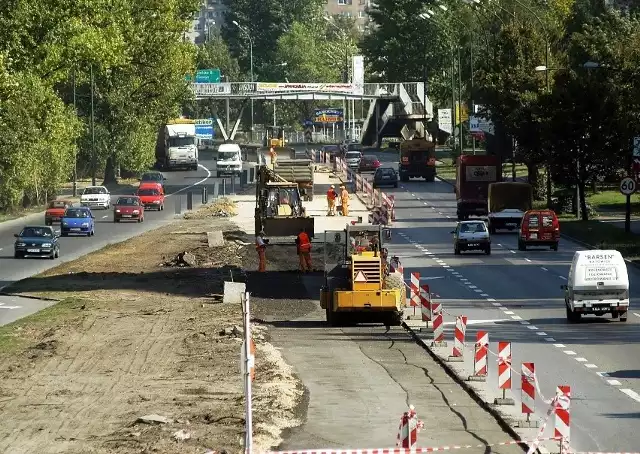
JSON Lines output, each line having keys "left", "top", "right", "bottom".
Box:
{"left": 0, "top": 199, "right": 304, "bottom": 454}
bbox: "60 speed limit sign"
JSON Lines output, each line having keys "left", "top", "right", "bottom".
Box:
{"left": 620, "top": 177, "right": 637, "bottom": 195}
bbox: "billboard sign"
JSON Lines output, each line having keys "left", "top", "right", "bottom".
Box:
{"left": 314, "top": 108, "right": 344, "bottom": 123}
{"left": 195, "top": 119, "right": 214, "bottom": 139}
{"left": 438, "top": 109, "right": 452, "bottom": 134}
{"left": 191, "top": 83, "right": 231, "bottom": 97}
{"left": 352, "top": 56, "right": 364, "bottom": 95}
{"left": 256, "top": 82, "right": 354, "bottom": 93}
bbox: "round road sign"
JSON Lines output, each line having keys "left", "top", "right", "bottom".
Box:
{"left": 620, "top": 177, "right": 637, "bottom": 195}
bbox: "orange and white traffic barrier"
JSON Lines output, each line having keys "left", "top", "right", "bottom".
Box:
{"left": 521, "top": 362, "right": 535, "bottom": 419}
{"left": 431, "top": 303, "right": 445, "bottom": 345}
{"left": 473, "top": 331, "right": 488, "bottom": 377}
{"left": 420, "top": 285, "right": 431, "bottom": 322}
{"left": 555, "top": 385, "right": 571, "bottom": 451}
{"left": 497, "top": 341, "right": 512, "bottom": 398}
{"left": 396, "top": 405, "right": 424, "bottom": 449}
{"left": 450, "top": 315, "right": 467, "bottom": 358}
{"left": 410, "top": 272, "right": 421, "bottom": 307}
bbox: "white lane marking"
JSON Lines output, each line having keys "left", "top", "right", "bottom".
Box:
{"left": 527, "top": 326, "right": 538, "bottom": 330}
{"left": 491, "top": 302, "right": 502, "bottom": 307}
{"left": 167, "top": 163, "right": 212, "bottom": 196}
{"left": 524, "top": 258, "right": 531, "bottom": 262}
{"left": 541, "top": 267, "right": 548, "bottom": 271}
{"left": 575, "top": 357, "right": 588, "bottom": 362}
{"left": 411, "top": 193, "right": 416, "bottom": 197}
{"left": 620, "top": 389, "right": 640, "bottom": 403}
{"left": 468, "top": 285, "right": 478, "bottom": 289}
{"left": 554, "top": 344, "right": 566, "bottom": 348}
{"left": 607, "top": 379, "right": 622, "bottom": 386}
{"left": 563, "top": 350, "right": 577, "bottom": 355}
{"left": 473, "top": 289, "right": 484, "bottom": 293}
{"left": 486, "top": 298, "right": 496, "bottom": 302}
{"left": 102, "top": 215, "right": 108, "bottom": 219}
{"left": 504, "top": 310, "right": 515, "bottom": 315}
{"left": 585, "top": 364, "right": 598, "bottom": 369}
{"left": 497, "top": 243, "right": 502, "bottom": 247}
{"left": 460, "top": 279, "right": 470, "bottom": 283}
{"left": 596, "top": 372, "right": 609, "bottom": 378}
{"left": 511, "top": 315, "right": 523, "bottom": 320}
{"left": 536, "top": 332, "right": 547, "bottom": 336}
{"left": 510, "top": 250, "right": 516, "bottom": 254}
{"left": 423, "top": 202, "right": 428, "bottom": 205}
{"left": 559, "top": 276, "right": 567, "bottom": 280}
{"left": 446, "top": 216, "right": 451, "bottom": 218}
{"left": 520, "top": 320, "right": 530, "bottom": 325}
{"left": 634, "top": 312, "right": 640, "bottom": 318}
{"left": 480, "top": 293, "right": 489, "bottom": 297}
{"left": 0, "top": 306, "right": 22, "bottom": 309}
{"left": 545, "top": 338, "right": 556, "bottom": 342}
{"left": 452, "top": 272, "right": 461, "bottom": 276}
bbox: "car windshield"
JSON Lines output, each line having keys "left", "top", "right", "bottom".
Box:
{"left": 218, "top": 150, "right": 238, "bottom": 160}
{"left": 346, "top": 152, "right": 361, "bottom": 159}
{"left": 460, "top": 223, "right": 487, "bottom": 233}
{"left": 138, "top": 189, "right": 159, "bottom": 196}
{"left": 168, "top": 137, "right": 195, "bottom": 147}
{"left": 20, "top": 227, "right": 52, "bottom": 238}
{"left": 116, "top": 197, "right": 139, "bottom": 206}
{"left": 347, "top": 144, "right": 361, "bottom": 151}
{"left": 83, "top": 187, "right": 107, "bottom": 195}
{"left": 65, "top": 209, "right": 90, "bottom": 218}
{"left": 361, "top": 156, "right": 375, "bottom": 162}
{"left": 377, "top": 168, "right": 395, "bottom": 176}
{"left": 48, "top": 201, "right": 67, "bottom": 209}
{"left": 323, "top": 146, "right": 339, "bottom": 152}
{"left": 141, "top": 174, "right": 162, "bottom": 182}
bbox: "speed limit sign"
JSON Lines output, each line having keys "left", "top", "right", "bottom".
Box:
{"left": 620, "top": 177, "right": 637, "bottom": 195}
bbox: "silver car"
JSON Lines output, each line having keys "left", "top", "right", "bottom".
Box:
{"left": 451, "top": 220, "right": 491, "bottom": 255}
{"left": 345, "top": 151, "right": 362, "bottom": 170}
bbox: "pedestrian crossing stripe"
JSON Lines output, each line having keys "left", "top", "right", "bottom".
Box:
{"left": 354, "top": 271, "right": 367, "bottom": 282}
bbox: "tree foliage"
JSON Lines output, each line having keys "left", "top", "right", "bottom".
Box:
{"left": 0, "top": 0, "right": 199, "bottom": 210}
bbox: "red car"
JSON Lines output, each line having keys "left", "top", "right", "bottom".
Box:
{"left": 358, "top": 155, "right": 381, "bottom": 173}
{"left": 45, "top": 200, "right": 73, "bottom": 225}
{"left": 136, "top": 183, "right": 165, "bottom": 211}
{"left": 113, "top": 196, "right": 144, "bottom": 223}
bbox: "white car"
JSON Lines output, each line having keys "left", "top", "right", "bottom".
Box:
{"left": 80, "top": 186, "right": 111, "bottom": 209}
{"left": 345, "top": 151, "right": 362, "bottom": 170}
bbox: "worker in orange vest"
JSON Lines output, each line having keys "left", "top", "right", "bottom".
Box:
{"left": 255, "top": 232, "right": 267, "bottom": 272}
{"left": 296, "top": 228, "right": 312, "bottom": 272}
{"left": 340, "top": 184, "right": 350, "bottom": 216}
{"left": 326, "top": 184, "right": 337, "bottom": 216}
{"left": 269, "top": 147, "right": 277, "bottom": 167}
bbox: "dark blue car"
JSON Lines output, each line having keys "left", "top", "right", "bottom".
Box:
{"left": 14, "top": 225, "right": 60, "bottom": 259}
{"left": 61, "top": 207, "right": 95, "bottom": 237}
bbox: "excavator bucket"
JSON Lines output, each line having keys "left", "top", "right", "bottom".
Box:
{"left": 261, "top": 216, "right": 315, "bottom": 238}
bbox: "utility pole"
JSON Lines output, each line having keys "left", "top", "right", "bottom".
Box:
{"left": 457, "top": 47, "right": 464, "bottom": 154}
{"left": 72, "top": 69, "right": 78, "bottom": 197}
{"left": 90, "top": 64, "right": 96, "bottom": 186}
{"left": 470, "top": 44, "right": 476, "bottom": 155}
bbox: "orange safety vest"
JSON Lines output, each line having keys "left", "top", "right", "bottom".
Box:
{"left": 341, "top": 189, "right": 349, "bottom": 202}
{"left": 327, "top": 189, "right": 336, "bottom": 200}
{"left": 297, "top": 232, "right": 311, "bottom": 253}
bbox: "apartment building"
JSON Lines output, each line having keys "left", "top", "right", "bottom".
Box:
{"left": 185, "top": 0, "right": 227, "bottom": 44}
{"left": 324, "top": 0, "right": 372, "bottom": 31}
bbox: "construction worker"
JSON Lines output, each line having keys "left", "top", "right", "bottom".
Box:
{"left": 326, "top": 185, "right": 337, "bottom": 216}
{"left": 340, "top": 184, "right": 350, "bottom": 217}
{"left": 296, "top": 228, "right": 312, "bottom": 272}
{"left": 255, "top": 232, "right": 267, "bottom": 272}
{"left": 269, "top": 147, "right": 277, "bottom": 167}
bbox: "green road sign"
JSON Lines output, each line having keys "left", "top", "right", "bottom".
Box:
{"left": 195, "top": 69, "right": 221, "bottom": 83}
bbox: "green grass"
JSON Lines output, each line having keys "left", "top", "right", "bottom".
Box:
{"left": 560, "top": 218, "right": 640, "bottom": 261}
{"left": 585, "top": 190, "right": 640, "bottom": 214}
{"left": 0, "top": 297, "right": 84, "bottom": 354}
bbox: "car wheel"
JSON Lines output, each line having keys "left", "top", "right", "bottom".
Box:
{"left": 393, "top": 183, "right": 398, "bottom": 188}
{"left": 485, "top": 245, "right": 491, "bottom": 255}
{"left": 114, "top": 218, "right": 119, "bottom": 223}
{"left": 518, "top": 240, "right": 526, "bottom": 251}
{"left": 14, "top": 251, "right": 22, "bottom": 259}
{"left": 61, "top": 232, "right": 68, "bottom": 237}
{"left": 454, "top": 245, "right": 460, "bottom": 255}
{"left": 551, "top": 243, "right": 558, "bottom": 251}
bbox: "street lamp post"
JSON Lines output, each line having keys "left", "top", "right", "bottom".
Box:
{"left": 324, "top": 16, "right": 351, "bottom": 141}
{"left": 232, "top": 20, "right": 254, "bottom": 136}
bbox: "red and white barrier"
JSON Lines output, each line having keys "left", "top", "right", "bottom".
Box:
{"left": 498, "top": 341, "right": 512, "bottom": 392}
{"left": 410, "top": 272, "right": 420, "bottom": 307}
{"left": 473, "top": 331, "right": 488, "bottom": 377}
{"left": 390, "top": 260, "right": 403, "bottom": 275}
{"left": 396, "top": 405, "right": 423, "bottom": 449}
{"left": 555, "top": 385, "right": 571, "bottom": 449}
{"left": 420, "top": 285, "right": 431, "bottom": 322}
{"left": 521, "top": 362, "right": 535, "bottom": 417}
{"left": 451, "top": 315, "right": 467, "bottom": 357}
{"left": 431, "top": 303, "right": 444, "bottom": 344}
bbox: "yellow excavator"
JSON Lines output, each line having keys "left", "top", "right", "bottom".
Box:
{"left": 320, "top": 224, "right": 406, "bottom": 326}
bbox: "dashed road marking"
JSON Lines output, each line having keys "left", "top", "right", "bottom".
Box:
{"left": 541, "top": 267, "right": 548, "bottom": 271}
{"left": 554, "top": 344, "right": 566, "bottom": 348}
{"left": 468, "top": 285, "right": 478, "bottom": 289}
{"left": 473, "top": 289, "right": 483, "bottom": 293}
{"left": 559, "top": 276, "right": 567, "bottom": 280}
{"left": 620, "top": 388, "right": 640, "bottom": 403}
{"left": 486, "top": 298, "right": 496, "bottom": 302}
{"left": 563, "top": 350, "right": 577, "bottom": 356}
{"left": 607, "top": 379, "right": 622, "bottom": 386}
{"left": 527, "top": 326, "right": 538, "bottom": 330}
{"left": 510, "top": 250, "right": 516, "bottom": 254}
{"left": 511, "top": 315, "right": 523, "bottom": 320}
{"left": 519, "top": 320, "right": 530, "bottom": 325}
{"left": 536, "top": 332, "right": 547, "bottom": 336}
{"left": 504, "top": 310, "right": 515, "bottom": 315}
{"left": 575, "top": 357, "right": 588, "bottom": 362}
{"left": 585, "top": 364, "right": 598, "bottom": 369}
{"left": 491, "top": 302, "right": 502, "bottom": 307}
{"left": 634, "top": 312, "right": 640, "bottom": 318}
{"left": 545, "top": 338, "right": 556, "bottom": 342}
{"left": 524, "top": 258, "right": 531, "bottom": 262}
{"left": 480, "top": 293, "right": 489, "bottom": 297}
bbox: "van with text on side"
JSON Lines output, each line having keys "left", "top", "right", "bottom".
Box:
{"left": 518, "top": 209, "right": 559, "bottom": 251}
{"left": 562, "top": 250, "right": 629, "bottom": 323}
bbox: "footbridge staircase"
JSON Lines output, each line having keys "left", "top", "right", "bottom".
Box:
{"left": 360, "top": 82, "right": 433, "bottom": 147}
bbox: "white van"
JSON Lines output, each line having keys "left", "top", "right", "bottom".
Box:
{"left": 216, "top": 143, "right": 243, "bottom": 178}
{"left": 562, "top": 250, "right": 629, "bottom": 322}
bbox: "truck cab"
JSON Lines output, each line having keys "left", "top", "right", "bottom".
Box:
{"left": 398, "top": 138, "right": 436, "bottom": 182}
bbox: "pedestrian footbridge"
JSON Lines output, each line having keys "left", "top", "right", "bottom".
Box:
{"left": 190, "top": 82, "right": 432, "bottom": 146}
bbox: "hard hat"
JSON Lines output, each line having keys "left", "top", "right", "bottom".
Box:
{"left": 330, "top": 185, "right": 335, "bottom": 188}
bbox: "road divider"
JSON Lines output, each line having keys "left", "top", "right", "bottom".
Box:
{"left": 396, "top": 405, "right": 424, "bottom": 449}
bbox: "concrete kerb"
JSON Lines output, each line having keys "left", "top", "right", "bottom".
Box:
{"left": 402, "top": 322, "right": 553, "bottom": 454}
{"left": 0, "top": 292, "right": 60, "bottom": 302}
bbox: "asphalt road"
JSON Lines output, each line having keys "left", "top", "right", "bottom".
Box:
{"left": 0, "top": 150, "right": 255, "bottom": 326}
{"left": 377, "top": 175, "right": 640, "bottom": 453}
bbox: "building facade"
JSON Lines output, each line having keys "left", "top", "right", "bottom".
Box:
{"left": 323, "top": 0, "right": 372, "bottom": 32}
{"left": 185, "top": 0, "right": 227, "bottom": 44}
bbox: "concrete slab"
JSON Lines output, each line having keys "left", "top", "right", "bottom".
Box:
{"left": 206, "top": 231, "right": 224, "bottom": 247}
{"left": 223, "top": 281, "right": 246, "bottom": 305}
